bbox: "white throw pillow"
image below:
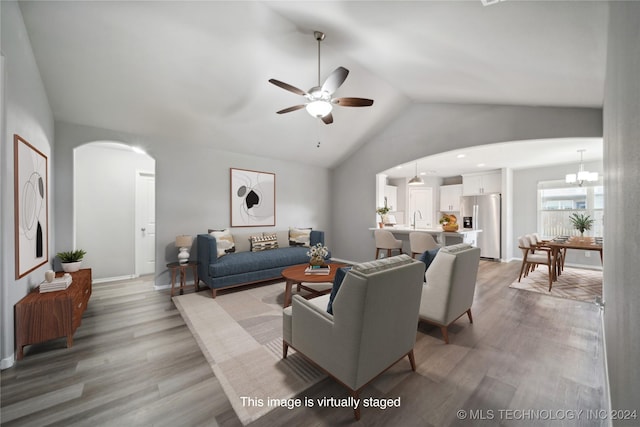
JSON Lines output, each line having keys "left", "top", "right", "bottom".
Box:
{"left": 209, "top": 229, "right": 236, "bottom": 258}
{"left": 289, "top": 227, "right": 311, "bottom": 247}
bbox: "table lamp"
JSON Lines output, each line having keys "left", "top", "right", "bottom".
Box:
{"left": 175, "top": 235, "right": 193, "bottom": 264}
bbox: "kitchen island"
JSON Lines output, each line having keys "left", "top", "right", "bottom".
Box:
{"left": 369, "top": 226, "right": 482, "bottom": 249}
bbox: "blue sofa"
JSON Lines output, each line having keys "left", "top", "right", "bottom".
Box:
{"left": 197, "top": 230, "right": 328, "bottom": 297}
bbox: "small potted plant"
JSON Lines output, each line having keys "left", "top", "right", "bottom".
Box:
{"left": 376, "top": 206, "right": 391, "bottom": 228}
{"left": 569, "top": 213, "right": 594, "bottom": 237}
{"left": 57, "top": 249, "right": 87, "bottom": 273}
{"left": 439, "top": 213, "right": 459, "bottom": 231}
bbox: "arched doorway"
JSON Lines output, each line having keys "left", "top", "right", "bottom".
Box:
{"left": 74, "top": 142, "right": 156, "bottom": 281}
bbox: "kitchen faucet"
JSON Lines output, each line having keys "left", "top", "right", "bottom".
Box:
{"left": 413, "top": 210, "right": 422, "bottom": 229}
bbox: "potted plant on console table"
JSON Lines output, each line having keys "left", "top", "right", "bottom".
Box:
{"left": 56, "top": 249, "right": 87, "bottom": 273}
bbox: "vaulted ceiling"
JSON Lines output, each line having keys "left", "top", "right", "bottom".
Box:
{"left": 18, "top": 1, "right": 608, "bottom": 168}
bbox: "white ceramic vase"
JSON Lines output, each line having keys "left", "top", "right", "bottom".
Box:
{"left": 61, "top": 261, "right": 82, "bottom": 273}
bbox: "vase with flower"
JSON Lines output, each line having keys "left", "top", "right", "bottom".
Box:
{"left": 307, "top": 242, "right": 329, "bottom": 267}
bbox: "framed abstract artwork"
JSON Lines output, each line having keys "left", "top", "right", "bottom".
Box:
{"left": 14, "top": 134, "right": 49, "bottom": 279}
{"left": 230, "top": 168, "right": 275, "bottom": 227}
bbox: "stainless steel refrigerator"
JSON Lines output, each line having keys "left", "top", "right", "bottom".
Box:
{"left": 460, "top": 193, "right": 501, "bottom": 259}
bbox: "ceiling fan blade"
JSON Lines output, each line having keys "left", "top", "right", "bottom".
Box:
{"left": 276, "top": 105, "right": 306, "bottom": 114}
{"left": 321, "top": 67, "right": 349, "bottom": 94}
{"left": 334, "top": 97, "right": 374, "bottom": 107}
{"left": 321, "top": 113, "right": 334, "bottom": 125}
{"left": 268, "top": 79, "right": 308, "bottom": 97}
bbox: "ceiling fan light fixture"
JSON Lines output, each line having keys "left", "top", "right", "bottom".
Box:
{"left": 306, "top": 100, "right": 333, "bottom": 118}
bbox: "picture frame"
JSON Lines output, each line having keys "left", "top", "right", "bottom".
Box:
{"left": 230, "top": 168, "right": 275, "bottom": 227}
{"left": 14, "top": 134, "right": 49, "bottom": 279}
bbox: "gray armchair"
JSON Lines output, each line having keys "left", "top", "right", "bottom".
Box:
{"left": 418, "top": 243, "right": 481, "bottom": 344}
{"left": 282, "top": 254, "right": 424, "bottom": 420}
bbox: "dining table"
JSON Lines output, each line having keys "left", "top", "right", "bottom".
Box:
{"left": 545, "top": 236, "right": 603, "bottom": 281}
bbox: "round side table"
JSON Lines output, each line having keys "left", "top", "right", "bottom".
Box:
{"left": 167, "top": 261, "right": 199, "bottom": 297}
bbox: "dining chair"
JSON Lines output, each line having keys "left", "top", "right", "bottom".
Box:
{"left": 529, "top": 233, "right": 564, "bottom": 275}
{"left": 518, "top": 236, "right": 553, "bottom": 291}
{"left": 374, "top": 230, "right": 403, "bottom": 259}
{"left": 409, "top": 232, "right": 440, "bottom": 258}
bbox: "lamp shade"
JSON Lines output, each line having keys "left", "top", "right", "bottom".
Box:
{"left": 175, "top": 235, "right": 192, "bottom": 248}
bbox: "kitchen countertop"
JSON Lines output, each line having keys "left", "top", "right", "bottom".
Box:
{"left": 369, "top": 227, "right": 482, "bottom": 235}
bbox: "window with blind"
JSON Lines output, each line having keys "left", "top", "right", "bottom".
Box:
{"left": 537, "top": 181, "right": 603, "bottom": 238}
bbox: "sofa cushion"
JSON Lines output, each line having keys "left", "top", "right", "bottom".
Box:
{"left": 327, "top": 267, "right": 352, "bottom": 315}
{"left": 209, "top": 246, "right": 311, "bottom": 278}
{"left": 251, "top": 233, "right": 279, "bottom": 252}
{"left": 275, "top": 230, "right": 290, "bottom": 248}
{"left": 232, "top": 232, "right": 263, "bottom": 253}
{"left": 289, "top": 227, "right": 311, "bottom": 247}
{"left": 209, "top": 229, "right": 236, "bottom": 258}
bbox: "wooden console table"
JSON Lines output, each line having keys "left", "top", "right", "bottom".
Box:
{"left": 15, "top": 268, "right": 92, "bottom": 360}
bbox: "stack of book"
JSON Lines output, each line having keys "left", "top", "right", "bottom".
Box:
{"left": 39, "top": 275, "right": 73, "bottom": 293}
{"left": 305, "top": 265, "right": 331, "bottom": 275}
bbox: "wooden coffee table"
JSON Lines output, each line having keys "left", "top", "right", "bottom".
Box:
{"left": 282, "top": 262, "right": 347, "bottom": 307}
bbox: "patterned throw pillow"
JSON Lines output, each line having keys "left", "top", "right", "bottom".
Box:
{"left": 209, "top": 229, "right": 236, "bottom": 258}
{"left": 250, "top": 233, "right": 279, "bottom": 252}
{"left": 289, "top": 227, "right": 311, "bottom": 247}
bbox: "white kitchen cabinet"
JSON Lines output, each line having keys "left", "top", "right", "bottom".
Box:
{"left": 439, "top": 184, "right": 462, "bottom": 212}
{"left": 462, "top": 171, "right": 502, "bottom": 195}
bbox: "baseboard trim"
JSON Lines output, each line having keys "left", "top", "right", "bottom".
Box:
{"left": 92, "top": 274, "right": 137, "bottom": 284}
{"left": 601, "top": 308, "right": 613, "bottom": 426}
{"left": 1, "top": 354, "right": 15, "bottom": 370}
{"left": 154, "top": 284, "right": 171, "bottom": 291}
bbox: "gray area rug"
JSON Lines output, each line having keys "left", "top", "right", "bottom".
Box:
{"left": 173, "top": 282, "right": 326, "bottom": 425}
{"left": 509, "top": 266, "right": 602, "bottom": 303}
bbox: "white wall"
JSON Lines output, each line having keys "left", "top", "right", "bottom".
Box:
{"left": 74, "top": 143, "right": 155, "bottom": 280}
{"left": 603, "top": 3, "right": 640, "bottom": 422}
{"left": 1, "top": 1, "right": 55, "bottom": 368}
{"left": 330, "top": 103, "right": 603, "bottom": 263}
{"left": 54, "top": 121, "right": 331, "bottom": 288}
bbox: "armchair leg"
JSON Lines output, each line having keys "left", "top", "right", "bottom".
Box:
{"left": 351, "top": 390, "right": 361, "bottom": 420}
{"left": 407, "top": 349, "right": 416, "bottom": 371}
{"left": 466, "top": 309, "right": 473, "bottom": 324}
{"left": 282, "top": 341, "right": 289, "bottom": 359}
{"left": 440, "top": 326, "right": 450, "bottom": 344}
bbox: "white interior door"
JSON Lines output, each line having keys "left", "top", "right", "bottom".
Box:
{"left": 135, "top": 172, "right": 155, "bottom": 276}
{"left": 408, "top": 188, "right": 433, "bottom": 228}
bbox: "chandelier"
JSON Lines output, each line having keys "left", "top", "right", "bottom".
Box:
{"left": 566, "top": 149, "right": 598, "bottom": 186}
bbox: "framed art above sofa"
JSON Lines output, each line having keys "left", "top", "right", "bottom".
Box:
{"left": 230, "top": 168, "right": 275, "bottom": 227}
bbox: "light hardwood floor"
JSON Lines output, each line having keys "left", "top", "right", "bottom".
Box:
{"left": 1, "top": 261, "right": 607, "bottom": 426}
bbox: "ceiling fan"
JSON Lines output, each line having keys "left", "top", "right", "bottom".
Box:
{"left": 268, "top": 31, "right": 374, "bottom": 125}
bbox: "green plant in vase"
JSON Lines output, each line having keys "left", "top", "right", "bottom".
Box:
{"left": 569, "top": 213, "right": 594, "bottom": 237}
{"left": 376, "top": 206, "right": 391, "bottom": 228}
{"left": 57, "top": 249, "right": 87, "bottom": 272}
